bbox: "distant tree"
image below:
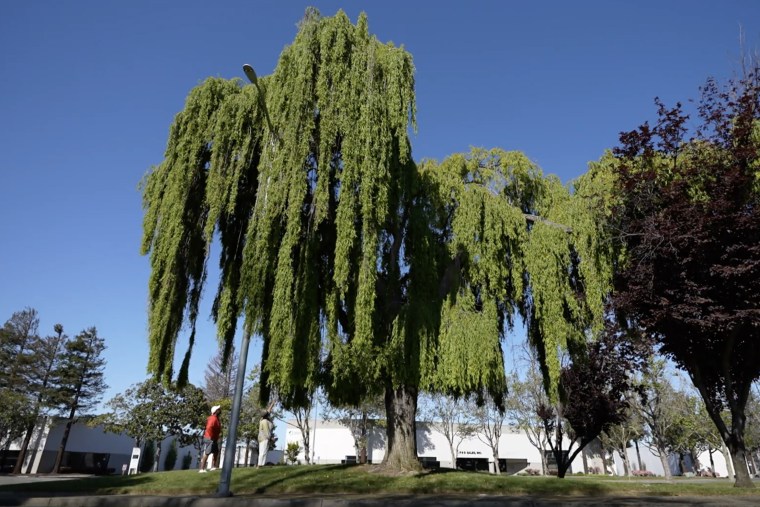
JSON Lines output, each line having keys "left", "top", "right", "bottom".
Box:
{"left": 539, "top": 325, "right": 645, "bottom": 479}
{"left": 0, "top": 388, "right": 34, "bottom": 453}
{"left": 612, "top": 61, "right": 760, "bottom": 487}
{"left": 322, "top": 393, "right": 385, "bottom": 464}
{"left": 50, "top": 327, "right": 107, "bottom": 473}
{"left": 0, "top": 308, "right": 41, "bottom": 470}
{"left": 291, "top": 400, "right": 313, "bottom": 465}
{"left": 0, "top": 307, "right": 40, "bottom": 390}
{"left": 202, "top": 345, "right": 238, "bottom": 404}
{"left": 13, "top": 323, "right": 67, "bottom": 474}
{"left": 668, "top": 390, "right": 705, "bottom": 475}
{"left": 419, "top": 393, "right": 476, "bottom": 470}
{"left": 632, "top": 360, "right": 687, "bottom": 480}
{"left": 691, "top": 400, "right": 724, "bottom": 475}
{"left": 473, "top": 393, "right": 506, "bottom": 474}
{"left": 238, "top": 365, "right": 266, "bottom": 466}
{"left": 745, "top": 388, "right": 760, "bottom": 476}
{"left": 94, "top": 380, "right": 207, "bottom": 472}
{"left": 504, "top": 350, "right": 551, "bottom": 474}
{"left": 600, "top": 401, "right": 645, "bottom": 476}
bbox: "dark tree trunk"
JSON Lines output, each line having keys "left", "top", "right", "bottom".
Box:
{"left": 556, "top": 457, "right": 571, "bottom": 478}
{"left": 635, "top": 440, "right": 643, "bottom": 470}
{"left": 727, "top": 432, "right": 753, "bottom": 488}
{"left": 382, "top": 383, "right": 420, "bottom": 471}
{"left": 12, "top": 420, "right": 37, "bottom": 474}
{"left": 52, "top": 414, "right": 76, "bottom": 474}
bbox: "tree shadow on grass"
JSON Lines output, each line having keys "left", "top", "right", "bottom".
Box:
{"left": 0, "top": 473, "right": 156, "bottom": 495}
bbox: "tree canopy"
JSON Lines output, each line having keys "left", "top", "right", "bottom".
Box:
{"left": 612, "top": 62, "right": 760, "bottom": 487}
{"left": 142, "top": 9, "right": 616, "bottom": 469}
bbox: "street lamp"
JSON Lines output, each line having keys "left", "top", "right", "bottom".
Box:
{"left": 243, "top": 63, "right": 275, "bottom": 136}
{"left": 216, "top": 63, "right": 271, "bottom": 498}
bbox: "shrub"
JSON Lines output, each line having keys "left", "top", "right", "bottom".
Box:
{"left": 164, "top": 439, "right": 178, "bottom": 471}
{"left": 181, "top": 451, "right": 192, "bottom": 470}
{"left": 140, "top": 441, "right": 155, "bottom": 473}
{"left": 285, "top": 441, "right": 302, "bottom": 465}
{"left": 524, "top": 468, "right": 541, "bottom": 476}
{"left": 633, "top": 469, "right": 655, "bottom": 477}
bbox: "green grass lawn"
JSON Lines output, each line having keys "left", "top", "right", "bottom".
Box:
{"left": 1, "top": 465, "right": 759, "bottom": 498}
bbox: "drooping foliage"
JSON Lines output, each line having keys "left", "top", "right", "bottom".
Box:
{"left": 141, "top": 9, "right": 616, "bottom": 469}
{"left": 141, "top": 76, "right": 264, "bottom": 385}
{"left": 420, "top": 148, "right": 616, "bottom": 399}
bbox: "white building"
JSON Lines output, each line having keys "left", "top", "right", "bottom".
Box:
{"left": 286, "top": 419, "right": 738, "bottom": 478}
{"left": 6, "top": 415, "right": 734, "bottom": 478}
{"left": 6, "top": 417, "right": 281, "bottom": 475}
{"left": 285, "top": 419, "right": 606, "bottom": 475}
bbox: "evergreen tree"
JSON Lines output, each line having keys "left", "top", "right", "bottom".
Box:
{"left": 0, "top": 308, "right": 39, "bottom": 469}
{"left": 140, "top": 440, "right": 155, "bottom": 473}
{"left": 141, "top": 9, "right": 614, "bottom": 470}
{"left": 0, "top": 307, "right": 39, "bottom": 390}
{"left": 50, "top": 327, "right": 107, "bottom": 473}
{"left": 164, "top": 439, "right": 178, "bottom": 471}
{"left": 13, "top": 323, "right": 67, "bottom": 474}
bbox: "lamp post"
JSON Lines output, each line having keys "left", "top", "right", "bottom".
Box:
{"left": 243, "top": 63, "right": 275, "bottom": 135}
{"left": 216, "top": 332, "right": 251, "bottom": 497}
{"left": 216, "top": 63, "right": 272, "bottom": 498}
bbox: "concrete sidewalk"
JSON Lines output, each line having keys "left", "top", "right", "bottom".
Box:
{"left": 3, "top": 493, "right": 760, "bottom": 507}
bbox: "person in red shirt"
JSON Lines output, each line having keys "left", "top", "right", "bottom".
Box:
{"left": 199, "top": 405, "right": 222, "bottom": 473}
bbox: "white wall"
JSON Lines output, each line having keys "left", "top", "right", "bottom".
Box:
{"left": 285, "top": 419, "right": 590, "bottom": 474}
{"left": 611, "top": 444, "right": 730, "bottom": 478}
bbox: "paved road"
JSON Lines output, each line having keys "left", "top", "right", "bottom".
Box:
{"left": 2, "top": 475, "right": 759, "bottom": 507}
{"left": 3, "top": 493, "right": 760, "bottom": 507}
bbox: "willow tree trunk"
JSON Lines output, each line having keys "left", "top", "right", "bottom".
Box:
{"left": 382, "top": 384, "right": 420, "bottom": 470}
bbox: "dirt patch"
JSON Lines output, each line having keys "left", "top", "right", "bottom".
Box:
{"left": 366, "top": 463, "right": 428, "bottom": 477}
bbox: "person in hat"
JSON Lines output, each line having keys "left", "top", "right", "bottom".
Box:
{"left": 199, "top": 405, "right": 222, "bottom": 473}
{"left": 257, "top": 400, "right": 276, "bottom": 468}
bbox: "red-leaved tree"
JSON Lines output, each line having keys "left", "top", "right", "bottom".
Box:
{"left": 612, "top": 62, "right": 760, "bottom": 487}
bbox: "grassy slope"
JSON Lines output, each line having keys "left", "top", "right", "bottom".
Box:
{"left": 1, "top": 465, "right": 758, "bottom": 498}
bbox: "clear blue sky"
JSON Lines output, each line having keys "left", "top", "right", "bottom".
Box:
{"left": 1, "top": 1, "right": 759, "bottom": 410}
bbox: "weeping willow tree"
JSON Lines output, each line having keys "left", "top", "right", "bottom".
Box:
{"left": 141, "top": 8, "right": 614, "bottom": 470}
